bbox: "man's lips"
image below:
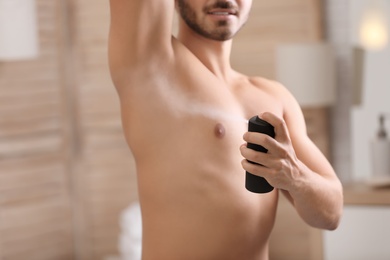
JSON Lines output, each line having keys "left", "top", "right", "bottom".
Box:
{"left": 207, "top": 9, "right": 238, "bottom": 16}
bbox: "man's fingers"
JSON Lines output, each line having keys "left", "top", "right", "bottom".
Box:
{"left": 240, "top": 144, "right": 272, "bottom": 168}
{"left": 241, "top": 159, "right": 273, "bottom": 179}
{"left": 260, "top": 112, "right": 290, "bottom": 143}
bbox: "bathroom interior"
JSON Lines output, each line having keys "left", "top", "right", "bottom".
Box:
{"left": 0, "top": 0, "right": 390, "bottom": 259}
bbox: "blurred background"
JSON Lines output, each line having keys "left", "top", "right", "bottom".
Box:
{"left": 0, "top": 0, "right": 389, "bottom": 260}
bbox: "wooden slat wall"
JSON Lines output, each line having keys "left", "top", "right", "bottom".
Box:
{"left": 0, "top": 1, "right": 74, "bottom": 259}
{"left": 0, "top": 0, "right": 137, "bottom": 259}
{"left": 232, "top": 0, "right": 322, "bottom": 78}
{"left": 69, "top": 0, "right": 137, "bottom": 259}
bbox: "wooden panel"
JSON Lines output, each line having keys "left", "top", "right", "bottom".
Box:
{"left": 232, "top": 0, "right": 322, "bottom": 78}
{"left": 68, "top": 0, "right": 138, "bottom": 259}
{"left": 343, "top": 183, "right": 390, "bottom": 206}
{"left": 303, "top": 107, "right": 331, "bottom": 159}
{"left": 0, "top": 196, "right": 73, "bottom": 260}
{"left": 0, "top": 0, "right": 74, "bottom": 259}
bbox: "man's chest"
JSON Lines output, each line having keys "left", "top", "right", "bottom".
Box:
{"left": 170, "top": 76, "right": 283, "bottom": 123}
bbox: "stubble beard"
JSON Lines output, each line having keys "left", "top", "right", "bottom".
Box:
{"left": 177, "top": 0, "right": 241, "bottom": 41}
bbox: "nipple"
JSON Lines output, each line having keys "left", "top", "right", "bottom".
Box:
{"left": 214, "top": 123, "right": 226, "bottom": 138}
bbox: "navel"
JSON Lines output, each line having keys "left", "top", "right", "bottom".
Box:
{"left": 214, "top": 123, "right": 226, "bottom": 139}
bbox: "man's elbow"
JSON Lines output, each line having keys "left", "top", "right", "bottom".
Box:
{"left": 310, "top": 210, "right": 341, "bottom": 231}
{"left": 323, "top": 201, "right": 343, "bottom": 231}
{"left": 325, "top": 182, "right": 344, "bottom": 231}
{"left": 313, "top": 197, "right": 343, "bottom": 230}
{"left": 325, "top": 212, "right": 342, "bottom": 231}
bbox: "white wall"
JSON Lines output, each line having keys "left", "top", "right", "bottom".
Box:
{"left": 350, "top": 0, "right": 390, "bottom": 181}
{"left": 324, "top": 206, "right": 390, "bottom": 260}
{"left": 325, "top": 0, "right": 353, "bottom": 182}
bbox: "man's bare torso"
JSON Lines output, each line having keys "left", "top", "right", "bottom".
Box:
{"left": 117, "top": 40, "right": 285, "bottom": 260}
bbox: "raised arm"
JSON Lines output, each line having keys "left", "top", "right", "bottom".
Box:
{"left": 108, "top": 0, "right": 175, "bottom": 84}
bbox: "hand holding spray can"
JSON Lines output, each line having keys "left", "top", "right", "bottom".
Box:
{"left": 245, "top": 115, "right": 275, "bottom": 193}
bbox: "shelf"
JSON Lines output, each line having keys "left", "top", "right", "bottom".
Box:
{"left": 343, "top": 182, "right": 390, "bottom": 206}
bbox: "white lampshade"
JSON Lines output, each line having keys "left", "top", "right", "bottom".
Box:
{"left": 0, "top": 0, "right": 39, "bottom": 61}
{"left": 359, "top": 0, "right": 388, "bottom": 51}
{"left": 276, "top": 43, "right": 336, "bottom": 107}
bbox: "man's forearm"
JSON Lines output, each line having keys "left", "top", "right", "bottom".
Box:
{"left": 288, "top": 161, "right": 343, "bottom": 230}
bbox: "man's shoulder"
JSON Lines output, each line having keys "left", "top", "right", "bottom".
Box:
{"left": 247, "top": 75, "right": 298, "bottom": 108}
{"left": 248, "top": 76, "right": 287, "bottom": 94}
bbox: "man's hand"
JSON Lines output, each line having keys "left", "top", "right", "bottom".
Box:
{"left": 240, "top": 112, "right": 303, "bottom": 192}
{"left": 241, "top": 111, "right": 342, "bottom": 230}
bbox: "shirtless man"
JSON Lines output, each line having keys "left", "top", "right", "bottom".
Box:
{"left": 108, "top": 0, "right": 343, "bottom": 259}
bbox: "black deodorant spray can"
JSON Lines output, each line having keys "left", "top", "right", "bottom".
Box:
{"left": 245, "top": 115, "right": 275, "bottom": 193}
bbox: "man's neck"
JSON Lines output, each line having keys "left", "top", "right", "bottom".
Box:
{"left": 177, "top": 28, "right": 235, "bottom": 84}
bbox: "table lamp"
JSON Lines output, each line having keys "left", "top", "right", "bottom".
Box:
{"left": 276, "top": 43, "right": 336, "bottom": 107}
